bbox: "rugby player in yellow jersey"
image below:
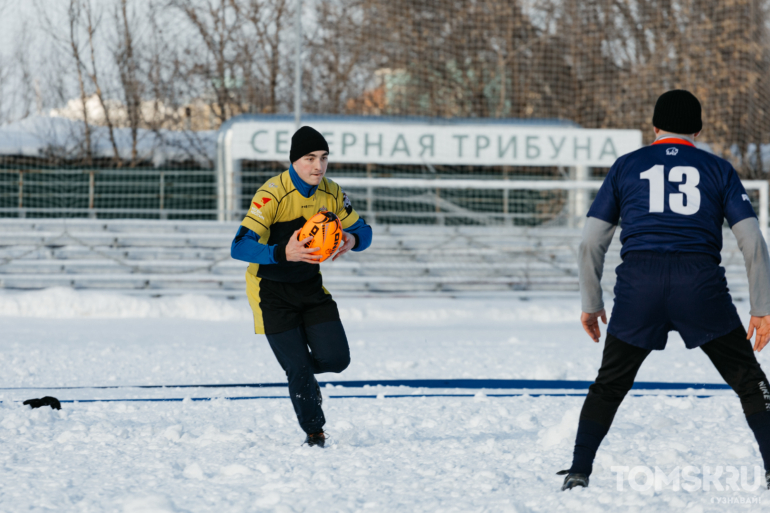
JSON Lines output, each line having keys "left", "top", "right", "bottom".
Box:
{"left": 230, "top": 126, "right": 373, "bottom": 447}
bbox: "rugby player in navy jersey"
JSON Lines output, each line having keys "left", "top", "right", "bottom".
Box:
{"left": 559, "top": 90, "right": 770, "bottom": 490}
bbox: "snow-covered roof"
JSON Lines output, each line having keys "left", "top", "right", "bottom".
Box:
{"left": 0, "top": 116, "right": 216, "bottom": 167}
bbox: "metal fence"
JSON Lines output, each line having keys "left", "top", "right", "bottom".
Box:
{"left": 2, "top": 168, "right": 767, "bottom": 236}
{"left": 0, "top": 168, "right": 599, "bottom": 226}
{"left": 0, "top": 168, "right": 217, "bottom": 220}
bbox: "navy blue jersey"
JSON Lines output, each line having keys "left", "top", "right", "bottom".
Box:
{"left": 588, "top": 138, "right": 756, "bottom": 261}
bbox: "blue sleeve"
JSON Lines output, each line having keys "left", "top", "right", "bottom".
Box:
{"left": 723, "top": 165, "right": 757, "bottom": 227}
{"left": 587, "top": 161, "right": 621, "bottom": 225}
{"left": 230, "top": 226, "right": 277, "bottom": 264}
{"left": 345, "top": 218, "right": 373, "bottom": 252}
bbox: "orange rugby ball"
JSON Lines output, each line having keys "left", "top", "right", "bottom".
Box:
{"left": 298, "top": 211, "right": 342, "bottom": 262}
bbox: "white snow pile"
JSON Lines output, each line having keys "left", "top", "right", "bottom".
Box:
{"left": 0, "top": 288, "right": 582, "bottom": 324}
{"left": 0, "top": 288, "right": 251, "bottom": 321}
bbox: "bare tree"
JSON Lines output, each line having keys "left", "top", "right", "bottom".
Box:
{"left": 35, "top": 0, "right": 100, "bottom": 164}
{"left": 370, "top": 0, "right": 570, "bottom": 119}
{"left": 231, "top": 0, "right": 290, "bottom": 114}
{"left": 9, "top": 19, "right": 38, "bottom": 121}
{"left": 303, "top": 0, "right": 386, "bottom": 115}
{"left": 0, "top": 59, "right": 8, "bottom": 125}
{"left": 83, "top": 0, "right": 121, "bottom": 165}
{"left": 114, "top": 0, "right": 143, "bottom": 166}
{"left": 142, "top": 0, "right": 217, "bottom": 167}
{"left": 0, "top": 0, "right": 10, "bottom": 124}
{"left": 555, "top": 0, "right": 770, "bottom": 175}
{"left": 9, "top": 0, "right": 770, "bottom": 176}
{"left": 168, "top": 0, "right": 244, "bottom": 126}
{"left": 66, "top": 0, "right": 94, "bottom": 165}
{"left": 164, "top": 0, "right": 296, "bottom": 123}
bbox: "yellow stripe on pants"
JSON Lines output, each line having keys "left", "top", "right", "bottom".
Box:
{"left": 245, "top": 271, "right": 266, "bottom": 334}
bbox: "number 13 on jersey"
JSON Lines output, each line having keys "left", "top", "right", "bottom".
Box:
{"left": 640, "top": 165, "right": 701, "bottom": 215}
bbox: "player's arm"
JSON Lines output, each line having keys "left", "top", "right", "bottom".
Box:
{"left": 343, "top": 219, "right": 372, "bottom": 251}
{"left": 231, "top": 226, "right": 279, "bottom": 264}
{"left": 732, "top": 217, "right": 770, "bottom": 351}
{"left": 578, "top": 162, "right": 621, "bottom": 342}
{"left": 723, "top": 166, "right": 770, "bottom": 351}
{"left": 232, "top": 187, "right": 320, "bottom": 264}
{"left": 231, "top": 225, "right": 320, "bottom": 265}
{"left": 333, "top": 187, "right": 373, "bottom": 260}
{"left": 232, "top": 187, "right": 282, "bottom": 264}
{"left": 578, "top": 217, "right": 617, "bottom": 342}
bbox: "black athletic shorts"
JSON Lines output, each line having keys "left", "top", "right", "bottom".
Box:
{"left": 245, "top": 272, "right": 340, "bottom": 335}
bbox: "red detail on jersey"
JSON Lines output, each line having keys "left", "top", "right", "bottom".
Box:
{"left": 252, "top": 201, "right": 262, "bottom": 208}
{"left": 262, "top": 197, "right": 272, "bottom": 205}
{"left": 651, "top": 137, "right": 695, "bottom": 147}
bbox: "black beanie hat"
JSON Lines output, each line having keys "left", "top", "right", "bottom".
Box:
{"left": 290, "top": 126, "right": 329, "bottom": 163}
{"left": 652, "top": 90, "right": 702, "bottom": 134}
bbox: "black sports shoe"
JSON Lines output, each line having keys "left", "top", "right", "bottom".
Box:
{"left": 557, "top": 470, "right": 589, "bottom": 490}
{"left": 304, "top": 431, "right": 326, "bottom": 448}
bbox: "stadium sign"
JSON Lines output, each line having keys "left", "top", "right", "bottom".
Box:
{"left": 227, "top": 119, "right": 642, "bottom": 167}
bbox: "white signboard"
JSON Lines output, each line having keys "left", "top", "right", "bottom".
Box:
{"left": 228, "top": 119, "right": 642, "bottom": 167}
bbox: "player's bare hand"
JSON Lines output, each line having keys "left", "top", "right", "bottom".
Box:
{"left": 332, "top": 231, "right": 355, "bottom": 261}
{"left": 581, "top": 309, "right": 607, "bottom": 343}
{"left": 747, "top": 315, "right": 770, "bottom": 352}
{"left": 285, "top": 229, "right": 321, "bottom": 263}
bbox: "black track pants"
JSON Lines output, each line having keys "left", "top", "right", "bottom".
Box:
{"left": 579, "top": 334, "right": 651, "bottom": 427}
{"left": 266, "top": 320, "right": 350, "bottom": 434}
{"left": 581, "top": 326, "right": 770, "bottom": 426}
{"left": 700, "top": 328, "right": 770, "bottom": 418}
{"left": 572, "top": 326, "right": 770, "bottom": 474}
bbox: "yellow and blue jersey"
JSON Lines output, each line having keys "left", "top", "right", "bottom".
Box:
{"left": 232, "top": 166, "right": 372, "bottom": 283}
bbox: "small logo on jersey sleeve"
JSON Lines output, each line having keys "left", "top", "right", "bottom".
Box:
{"left": 666, "top": 147, "right": 679, "bottom": 156}
{"left": 742, "top": 194, "right": 751, "bottom": 202}
{"left": 252, "top": 197, "right": 272, "bottom": 209}
{"left": 268, "top": 183, "right": 277, "bottom": 188}
{"left": 342, "top": 189, "right": 353, "bottom": 214}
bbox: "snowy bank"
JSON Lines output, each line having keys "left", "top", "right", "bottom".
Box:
{"left": 0, "top": 288, "right": 581, "bottom": 324}
{"left": 0, "top": 288, "right": 251, "bottom": 321}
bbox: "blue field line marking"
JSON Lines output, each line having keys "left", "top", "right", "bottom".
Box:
{"left": 0, "top": 379, "right": 733, "bottom": 391}
{"left": 43, "top": 392, "right": 721, "bottom": 404}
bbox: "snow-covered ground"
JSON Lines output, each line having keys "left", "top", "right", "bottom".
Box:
{"left": 0, "top": 288, "right": 768, "bottom": 512}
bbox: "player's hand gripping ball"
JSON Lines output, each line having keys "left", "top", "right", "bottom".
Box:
{"left": 298, "top": 211, "right": 342, "bottom": 262}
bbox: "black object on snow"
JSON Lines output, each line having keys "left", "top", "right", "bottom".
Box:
{"left": 23, "top": 396, "right": 62, "bottom": 410}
